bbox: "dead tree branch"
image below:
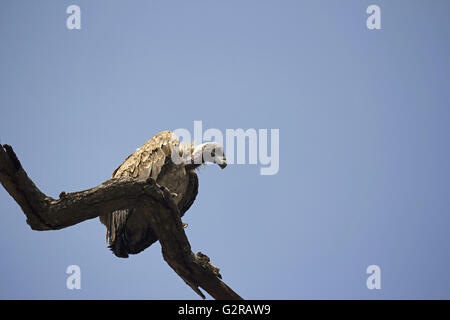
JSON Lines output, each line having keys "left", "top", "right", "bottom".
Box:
{"left": 0, "top": 144, "right": 242, "bottom": 300}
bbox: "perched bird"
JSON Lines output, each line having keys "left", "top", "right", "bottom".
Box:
{"left": 99, "top": 131, "right": 227, "bottom": 258}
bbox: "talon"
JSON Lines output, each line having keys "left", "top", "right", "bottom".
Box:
{"left": 171, "top": 192, "right": 178, "bottom": 198}
{"left": 182, "top": 222, "right": 188, "bottom": 228}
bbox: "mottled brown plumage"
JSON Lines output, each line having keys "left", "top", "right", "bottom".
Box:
{"left": 100, "top": 130, "right": 226, "bottom": 258}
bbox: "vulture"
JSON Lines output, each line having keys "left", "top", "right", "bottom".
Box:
{"left": 99, "top": 131, "right": 227, "bottom": 258}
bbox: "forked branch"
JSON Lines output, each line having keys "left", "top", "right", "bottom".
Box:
{"left": 0, "top": 144, "right": 242, "bottom": 300}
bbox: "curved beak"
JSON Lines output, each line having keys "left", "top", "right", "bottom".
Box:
{"left": 216, "top": 156, "right": 227, "bottom": 169}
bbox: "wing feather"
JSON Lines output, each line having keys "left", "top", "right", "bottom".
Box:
{"left": 111, "top": 130, "right": 179, "bottom": 179}
{"left": 99, "top": 131, "right": 181, "bottom": 257}
{"left": 178, "top": 170, "right": 199, "bottom": 217}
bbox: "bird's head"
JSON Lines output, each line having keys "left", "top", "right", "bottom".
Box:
{"left": 191, "top": 142, "right": 227, "bottom": 169}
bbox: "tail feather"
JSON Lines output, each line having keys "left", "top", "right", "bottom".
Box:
{"left": 109, "top": 233, "right": 130, "bottom": 258}
{"left": 107, "top": 208, "right": 159, "bottom": 258}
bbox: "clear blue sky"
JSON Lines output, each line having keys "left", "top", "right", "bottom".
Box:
{"left": 1, "top": 0, "right": 449, "bottom": 299}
